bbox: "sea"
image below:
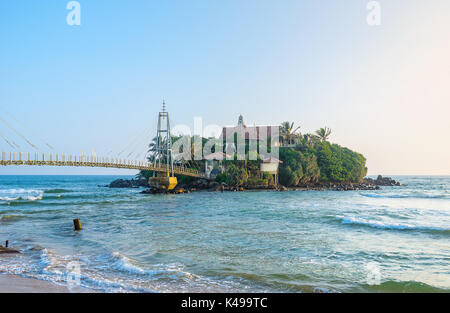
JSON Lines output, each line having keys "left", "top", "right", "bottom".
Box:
{"left": 0, "top": 175, "right": 448, "bottom": 293}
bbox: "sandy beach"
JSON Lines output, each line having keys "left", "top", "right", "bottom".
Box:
{"left": 0, "top": 274, "right": 92, "bottom": 293}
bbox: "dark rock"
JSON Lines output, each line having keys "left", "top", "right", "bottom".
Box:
{"left": 109, "top": 179, "right": 133, "bottom": 188}
{"left": 209, "top": 181, "right": 220, "bottom": 189}
{"left": 364, "top": 175, "right": 401, "bottom": 186}
{"left": 109, "top": 178, "right": 149, "bottom": 188}
{"left": 0, "top": 246, "right": 20, "bottom": 254}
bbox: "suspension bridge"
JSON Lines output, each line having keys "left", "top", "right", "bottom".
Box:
{"left": 0, "top": 103, "right": 206, "bottom": 189}
{"left": 0, "top": 152, "right": 203, "bottom": 178}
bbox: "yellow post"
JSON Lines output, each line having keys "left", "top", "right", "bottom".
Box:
{"left": 73, "top": 219, "right": 82, "bottom": 231}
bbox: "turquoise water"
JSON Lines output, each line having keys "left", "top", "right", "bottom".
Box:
{"left": 0, "top": 175, "right": 449, "bottom": 292}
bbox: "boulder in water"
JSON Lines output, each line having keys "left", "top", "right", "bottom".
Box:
{"left": 364, "top": 175, "right": 401, "bottom": 186}
{"left": 0, "top": 246, "right": 20, "bottom": 254}
{"left": 109, "top": 178, "right": 149, "bottom": 188}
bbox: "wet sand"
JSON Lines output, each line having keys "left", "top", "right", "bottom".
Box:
{"left": 0, "top": 274, "right": 93, "bottom": 293}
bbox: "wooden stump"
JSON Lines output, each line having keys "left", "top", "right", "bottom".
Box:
{"left": 73, "top": 219, "right": 82, "bottom": 231}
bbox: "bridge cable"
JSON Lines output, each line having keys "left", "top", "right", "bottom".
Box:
{"left": 126, "top": 132, "right": 151, "bottom": 159}
{"left": 118, "top": 128, "right": 151, "bottom": 157}
{"left": 0, "top": 106, "right": 53, "bottom": 149}
{"left": 0, "top": 117, "right": 39, "bottom": 150}
{"left": 116, "top": 131, "right": 145, "bottom": 157}
{"left": 0, "top": 131, "right": 18, "bottom": 150}
{"left": 116, "top": 125, "right": 153, "bottom": 158}
{"left": 130, "top": 130, "right": 157, "bottom": 160}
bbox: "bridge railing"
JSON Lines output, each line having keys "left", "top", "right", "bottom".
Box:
{"left": 0, "top": 152, "right": 204, "bottom": 177}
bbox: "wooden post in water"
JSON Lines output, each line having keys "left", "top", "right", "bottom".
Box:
{"left": 5, "top": 240, "right": 8, "bottom": 248}
{"left": 73, "top": 219, "right": 82, "bottom": 231}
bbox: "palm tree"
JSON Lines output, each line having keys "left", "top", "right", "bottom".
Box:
{"left": 280, "top": 122, "right": 301, "bottom": 145}
{"left": 315, "top": 127, "right": 332, "bottom": 142}
{"left": 147, "top": 136, "right": 167, "bottom": 164}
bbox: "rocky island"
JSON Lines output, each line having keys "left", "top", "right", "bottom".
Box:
{"left": 108, "top": 175, "right": 401, "bottom": 193}
{"left": 109, "top": 123, "right": 402, "bottom": 194}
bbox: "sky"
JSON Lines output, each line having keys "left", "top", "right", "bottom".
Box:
{"left": 0, "top": 0, "right": 449, "bottom": 175}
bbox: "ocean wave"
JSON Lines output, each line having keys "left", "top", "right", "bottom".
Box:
{"left": 364, "top": 280, "right": 449, "bottom": 293}
{"left": 360, "top": 192, "right": 449, "bottom": 200}
{"left": 44, "top": 189, "right": 72, "bottom": 194}
{"left": 39, "top": 248, "right": 53, "bottom": 268}
{"left": 0, "top": 188, "right": 44, "bottom": 202}
{"left": 110, "top": 252, "right": 197, "bottom": 281}
{"left": 335, "top": 216, "right": 450, "bottom": 234}
{"left": 0, "top": 214, "right": 26, "bottom": 222}
{"left": 0, "top": 194, "right": 43, "bottom": 201}
{"left": 111, "top": 252, "right": 148, "bottom": 275}
{"left": 0, "top": 188, "right": 41, "bottom": 194}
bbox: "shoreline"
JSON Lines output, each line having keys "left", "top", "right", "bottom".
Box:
{"left": 0, "top": 273, "right": 93, "bottom": 293}
{"left": 109, "top": 175, "right": 402, "bottom": 194}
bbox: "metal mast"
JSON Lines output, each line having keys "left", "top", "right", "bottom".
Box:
{"left": 153, "top": 100, "right": 174, "bottom": 177}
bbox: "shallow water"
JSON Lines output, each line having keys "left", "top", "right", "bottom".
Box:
{"left": 0, "top": 175, "right": 449, "bottom": 292}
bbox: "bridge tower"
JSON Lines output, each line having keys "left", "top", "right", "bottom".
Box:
{"left": 148, "top": 101, "right": 178, "bottom": 191}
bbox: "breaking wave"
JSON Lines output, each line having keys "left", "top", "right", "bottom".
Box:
{"left": 365, "top": 280, "right": 449, "bottom": 293}
{"left": 110, "top": 252, "right": 197, "bottom": 281}
{"left": 336, "top": 216, "right": 450, "bottom": 234}
{"left": 0, "top": 194, "right": 43, "bottom": 201}
{"left": 360, "top": 192, "right": 449, "bottom": 199}
{"left": 44, "top": 189, "right": 72, "bottom": 194}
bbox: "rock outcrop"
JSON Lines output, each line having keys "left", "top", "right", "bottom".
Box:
{"left": 364, "top": 175, "right": 401, "bottom": 186}
{"left": 109, "top": 178, "right": 149, "bottom": 188}
{"left": 178, "top": 179, "right": 220, "bottom": 191}
{"left": 110, "top": 175, "right": 401, "bottom": 193}
{"left": 0, "top": 246, "right": 20, "bottom": 254}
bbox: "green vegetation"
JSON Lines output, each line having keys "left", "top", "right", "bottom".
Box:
{"left": 140, "top": 122, "right": 368, "bottom": 188}
{"left": 245, "top": 178, "right": 268, "bottom": 188}
{"left": 278, "top": 148, "right": 320, "bottom": 186}
{"left": 221, "top": 122, "right": 367, "bottom": 187}
{"left": 279, "top": 126, "right": 367, "bottom": 185}
{"left": 224, "top": 163, "right": 249, "bottom": 187}
{"left": 315, "top": 142, "right": 367, "bottom": 182}
{"left": 315, "top": 127, "right": 332, "bottom": 142}
{"left": 280, "top": 121, "right": 301, "bottom": 145}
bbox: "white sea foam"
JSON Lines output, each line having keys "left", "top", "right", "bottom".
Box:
{"left": 0, "top": 194, "right": 43, "bottom": 201}
{"left": 0, "top": 189, "right": 43, "bottom": 201}
{"left": 39, "top": 248, "right": 56, "bottom": 269}
{"left": 360, "top": 192, "right": 448, "bottom": 199}
{"left": 110, "top": 252, "right": 198, "bottom": 281}
{"left": 336, "top": 215, "right": 449, "bottom": 233}
{"left": 111, "top": 252, "right": 147, "bottom": 275}
{"left": 27, "top": 194, "right": 43, "bottom": 201}
{"left": 0, "top": 196, "right": 19, "bottom": 201}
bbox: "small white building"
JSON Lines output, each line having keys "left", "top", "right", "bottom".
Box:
{"left": 260, "top": 156, "right": 282, "bottom": 185}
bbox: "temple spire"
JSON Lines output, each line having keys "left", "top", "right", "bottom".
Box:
{"left": 238, "top": 114, "right": 245, "bottom": 127}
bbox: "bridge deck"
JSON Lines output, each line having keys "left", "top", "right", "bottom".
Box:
{"left": 0, "top": 152, "right": 204, "bottom": 178}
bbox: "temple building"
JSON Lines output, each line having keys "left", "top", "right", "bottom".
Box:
{"left": 220, "top": 114, "right": 279, "bottom": 145}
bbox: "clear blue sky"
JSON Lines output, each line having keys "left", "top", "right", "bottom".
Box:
{"left": 1, "top": 0, "right": 449, "bottom": 175}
